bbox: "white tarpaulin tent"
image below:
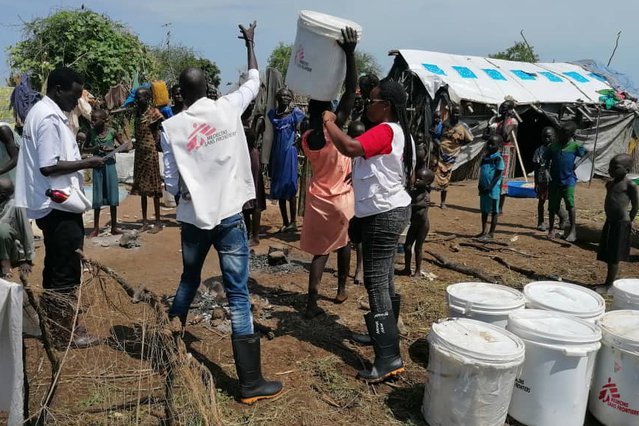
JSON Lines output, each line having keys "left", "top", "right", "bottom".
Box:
{"left": 399, "top": 49, "right": 615, "bottom": 105}
{"left": 391, "top": 49, "right": 638, "bottom": 178}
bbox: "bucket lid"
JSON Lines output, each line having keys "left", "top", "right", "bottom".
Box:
{"left": 524, "top": 281, "right": 605, "bottom": 319}
{"left": 299, "top": 10, "right": 363, "bottom": 38}
{"left": 507, "top": 309, "right": 601, "bottom": 345}
{"left": 612, "top": 278, "right": 639, "bottom": 299}
{"left": 447, "top": 282, "right": 525, "bottom": 312}
{"left": 598, "top": 310, "right": 639, "bottom": 354}
{"left": 429, "top": 318, "right": 525, "bottom": 364}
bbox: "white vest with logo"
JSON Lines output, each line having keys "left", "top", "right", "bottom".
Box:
{"left": 352, "top": 122, "right": 413, "bottom": 218}
{"left": 162, "top": 97, "right": 255, "bottom": 230}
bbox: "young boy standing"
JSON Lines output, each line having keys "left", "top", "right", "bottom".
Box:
{"left": 544, "top": 121, "right": 586, "bottom": 242}
{"left": 596, "top": 154, "right": 638, "bottom": 292}
{"left": 477, "top": 135, "right": 505, "bottom": 241}
{"left": 399, "top": 167, "right": 435, "bottom": 277}
{"left": 532, "top": 127, "right": 555, "bottom": 231}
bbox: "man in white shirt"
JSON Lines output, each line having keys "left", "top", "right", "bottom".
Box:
{"left": 161, "top": 22, "right": 282, "bottom": 404}
{"left": 15, "top": 67, "right": 104, "bottom": 348}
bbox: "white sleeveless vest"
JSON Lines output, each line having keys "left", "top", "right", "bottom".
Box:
{"left": 352, "top": 122, "right": 413, "bottom": 218}
{"left": 162, "top": 97, "right": 255, "bottom": 229}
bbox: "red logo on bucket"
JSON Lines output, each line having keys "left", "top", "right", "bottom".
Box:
{"left": 294, "top": 46, "right": 312, "bottom": 72}
{"left": 187, "top": 123, "right": 217, "bottom": 152}
{"left": 599, "top": 379, "right": 620, "bottom": 403}
{"left": 598, "top": 378, "right": 639, "bottom": 416}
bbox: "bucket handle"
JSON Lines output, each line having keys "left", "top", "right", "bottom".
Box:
{"left": 562, "top": 347, "right": 592, "bottom": 357}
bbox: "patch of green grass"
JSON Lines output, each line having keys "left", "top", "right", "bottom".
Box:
{"left": 79, "top": 384, "right": 115, "bottom": 409}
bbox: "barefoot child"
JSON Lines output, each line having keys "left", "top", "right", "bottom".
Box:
{"left": 596, "top": 154, "right": 638, "bottom": 291}
{"left": 86, "top": 109, "right": 125, "bottom": 237}
{"left": 533, "top": 127, "right": 554, "bottom": 231}
{"left": 477, "top": 135, "right": 504, "bottom": 241}
{"left": 533, "top": 127, "right": 569, "bottom": 232}
{"left": 399, "top": 167, "right": 434, "bottom": 276}
{"left": 545, "top": 121, "right": 586, "bottom": 242}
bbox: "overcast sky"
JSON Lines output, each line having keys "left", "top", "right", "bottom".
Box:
{"left": 1, "top": 0, "right": 637, "bottom": 91}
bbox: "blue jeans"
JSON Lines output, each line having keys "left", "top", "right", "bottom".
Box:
{"left": 169, "top": 213, "right": 253, "bottom": 336}
{"left": 358, "top": 206, "right": 410, "bottom": 313}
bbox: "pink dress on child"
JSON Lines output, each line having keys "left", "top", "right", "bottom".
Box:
{"left": 300, "top": 130, "right": 354, "bottom": 256}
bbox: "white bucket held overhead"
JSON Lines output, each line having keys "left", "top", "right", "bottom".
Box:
{"left": 524, "top": 281, "right": 605, "bottom": 322}
{"left": 507, "top": 309, "right": 602, "bottom": 426}
{"left": 611, "top": 278, "right": 639, "bottom": 310}
{"left": 422, "top": 318, "right": 525, "bottom": 426}
{"left": 446, "top": 282, "right": 525, "bottom": 327}
{"left": 589, "top": 310, "right": 639, "bottom": 425}
{"left": 285, "top": 10, "right": 363, "bottom": 101}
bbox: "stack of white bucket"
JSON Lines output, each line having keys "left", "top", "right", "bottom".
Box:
{"left": 423, "top": 279, "right": 639, "bottom": 426}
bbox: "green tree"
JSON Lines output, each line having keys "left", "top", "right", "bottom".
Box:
{"left": 7, "top": 9, "right": 154, "bottom": 96}
{"left": 150, "top": 44, "right": 221, "bottom": 87}
{"left": 355, "top": 51, "right": 382, "bottom": 77}
{"left": 267, "top": 42, "right": 382, "bottom": 80}
{"left": 267, "top": 42, "right": 293, "bottom": 80}
{"left": 489, "top": 41, "right": 539, "bottom": 63}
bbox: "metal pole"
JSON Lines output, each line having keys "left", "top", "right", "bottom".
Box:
{"left": 589, "top": 108, "right": 602, "bottom": 188}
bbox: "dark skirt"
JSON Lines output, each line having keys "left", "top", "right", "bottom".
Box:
{"left": 92, "top": 161, "right": 119, "bottom": 208}
{"left": 597, "top": 220, "right": 632, "bottom": 264}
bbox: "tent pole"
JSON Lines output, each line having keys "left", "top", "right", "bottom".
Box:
{"left": 510, "top": 130, "right": 529, "bottom": 182}
{"left": 588, "top": 107, "right": 602, "bottom": 188}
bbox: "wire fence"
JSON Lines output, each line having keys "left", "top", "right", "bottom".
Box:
{"left": 21, "top": 254, "right": 221, "bottom": 425}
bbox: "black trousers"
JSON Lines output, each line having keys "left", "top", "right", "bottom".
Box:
{"left": 36, "top": 209, "right": 84, "bottom": 292}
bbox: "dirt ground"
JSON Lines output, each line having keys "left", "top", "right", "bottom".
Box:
{"left": 22, "top": 178, "right": 639, "bottom": 425}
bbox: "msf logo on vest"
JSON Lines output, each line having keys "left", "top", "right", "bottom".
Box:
{"left": 187, "top": 123, "right": 217, "bottom": 153}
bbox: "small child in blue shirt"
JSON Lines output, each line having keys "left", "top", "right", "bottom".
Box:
{"left": 477, "top": 135, "right": 505, "bottom": 241}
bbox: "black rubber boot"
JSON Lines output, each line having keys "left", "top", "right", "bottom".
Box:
{"left": 357, "top": 311, "right": 405, "bottom": 383}
{"left": 351, "top": 294, "right": 401, "bottom": 345}
{"left": 231, "top": 333, "right": 283, "bottom": 404}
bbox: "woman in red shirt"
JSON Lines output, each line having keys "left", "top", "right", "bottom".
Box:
{"left": 323, "top": 79, "right": 414, "bottom": 383}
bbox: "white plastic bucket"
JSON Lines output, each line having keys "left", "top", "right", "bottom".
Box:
{"left": 507, "top": 309, "right": 602, "bottom": 426}
{"left": 524, "top": 281, "right": 605, "bottom": 322}
{"left": 422, "top": 318, "right": 525, "bottom": 426}
{"left": 447, "top": 282, "right": 526, "bottom": 327}
{"left": 285, "top": 11, "right": 362, "bottom": 101}
{"left": 589, "top": 310, "right": 639, "bottom": 425}
{"left": 611, "top": 278, "right": 639, "bottom": 310}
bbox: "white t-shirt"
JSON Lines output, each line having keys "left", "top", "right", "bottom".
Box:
{"left": 161, "top": 69, "right": 259, "bottom": 230}
{"left": 15, "top": 96, "right": 83, "bottom": 219}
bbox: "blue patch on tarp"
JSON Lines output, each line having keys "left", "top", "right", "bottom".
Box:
{"left": 588, "top": 72, "right": 607, "bottom": 83}
{"left": 422, "top": 63, "right": 446, "bottom": 75}
{"left": 539, "top": 72, "right": 563, "bottom": 82}
{"left": 511, "top": 70, "right": 536, "bottom": 80}
{"left": 452, "top": 66, "right": 477, "bottom": 79}
{"left": 563, "top": 71, "right": 589, "bottom": 83}
{"left": 482, "top": 68, "right": 506, "bottom": 81}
